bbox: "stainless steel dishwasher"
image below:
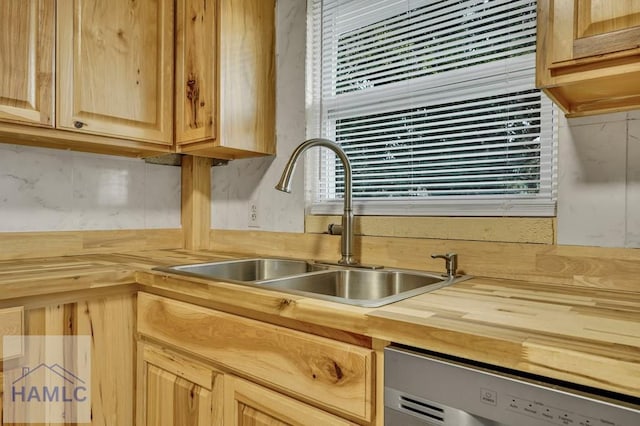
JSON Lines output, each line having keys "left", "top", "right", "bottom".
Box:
{"left": 385, "top": 345, "right": 640, "bottom": 426}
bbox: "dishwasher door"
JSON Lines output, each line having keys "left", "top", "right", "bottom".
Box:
{"left": 384, "top": 345, "right": 640, "bottom": 426}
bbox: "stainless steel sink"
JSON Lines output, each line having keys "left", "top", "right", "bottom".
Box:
{"left": 154, "top": 258, "right": 470, "bottom": 307}
{"left": 154, "top": 258, "right": 325, "bottom": 282}
{"left": 260, "top": 269, "right": 461, "bottom": 307}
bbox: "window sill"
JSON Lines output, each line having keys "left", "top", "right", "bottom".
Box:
{"left": 305, "top": 215, "right": 556, "bottom": 244}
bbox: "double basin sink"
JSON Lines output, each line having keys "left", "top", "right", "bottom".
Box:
{"left": 154, "top": 258, "right": 470, "bottom": 307}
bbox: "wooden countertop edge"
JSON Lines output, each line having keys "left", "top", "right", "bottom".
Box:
{"left": 367, "top": 313, "right": 640, "bottom": 398}
{"left": 135, "top": 270, "right": 373, "bottom": 336}
{"left": 0, "top": 266, "right": 138, "bottom": 302}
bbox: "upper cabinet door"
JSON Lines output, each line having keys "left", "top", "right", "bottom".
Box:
{"left": 0, "top": 0, "right": 55, "bottom": 127}
{"left": 176, "top": 0, "right": 276, "bottom": 159}
{"left": 57, "top": 0, "right": 174, "bottom": 145}
{"left": 537, "top": 0, "right": 640, "bottom": 117}
{"left": 550, "top": 0, "right": 640, "bottom": 63}
{"left": 218, "top": 0, "right": 275, "bottom": 155}
{"left": 175, "top": 0, "right": 217, "bottom": 144}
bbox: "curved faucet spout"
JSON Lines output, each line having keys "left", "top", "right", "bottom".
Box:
{"left": 275, "top": 138, "right": 357, "bottom": 265}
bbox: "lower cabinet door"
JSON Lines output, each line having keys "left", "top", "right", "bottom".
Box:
{"left": 0, "top": 372, "right": 3, "bottom": 424}
{"left": 224, "top": 375, "right": 356, "bottom": 426}
{"left": 137, "top": 343, "right": 223, "bottom": 426}
{"left": 0, "top": 307, "right": 24, "bottom": 361}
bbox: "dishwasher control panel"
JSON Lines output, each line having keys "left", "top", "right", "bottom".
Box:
{"left": 384, "top": 346, "right": 640, "bottom": 426}
{"left": 505, "top": 394, "right": 618, "bottom": 425}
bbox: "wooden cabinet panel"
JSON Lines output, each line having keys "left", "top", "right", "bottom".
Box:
{"left": 224, "top": 375, "right": 356, "bottom": 426}
{"left": 0, "top": 0, "right": 54, "bottom": 127}
{"left": 0, "top": 0, "right": 275, "bottom": 159}
{"left": 77, "top": 295, "right": 136, "bottom": 426}
{"left": 576, "top": 0, "right": 640, "bottom": 38}
{"left": 218, "top": 0, "right": 275, "bottom": 155}
{"left": 11, "top": 292, "right": 137, "bottom": 426}
{"left": 137, "top": 343, "right": 223, "bottom": 426}
{"left": 544, "top": 0, "right": 640, "bottom": 63}
{"left": 57, "top": 0, "right": 173, "bottom": 144}
{"left": 0, "top": 307, "right": 23, "bottom": 361}
{"left": 175, "top": 0, "right": 217, "bottom": 144}
{"left": 137, "top": 292, "right": 374, "bottom": 421}
{"left": 146, "top": 365, "right": 213, "bottom": 425}
{"left": 177, "top": 0, "right": 276, "bottom": 159}
{"left": 537, "top": 0, "right": 640, "bottom": 116}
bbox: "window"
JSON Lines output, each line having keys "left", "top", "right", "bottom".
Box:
{"left": 306, "top": 0, "right": 557, "bottom": 216}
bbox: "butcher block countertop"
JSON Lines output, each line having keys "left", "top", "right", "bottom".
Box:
{"left": 0, "top": 249, "right": 638, "bottom": 398}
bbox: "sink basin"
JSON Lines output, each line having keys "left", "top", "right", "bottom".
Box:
{"left": 154, "top": 258, "right": 324, "bottom": 282}
{"left": 154, "top": 258, "right": 470, "bottom": 307}
{"left": 260, "top": 269, "right": 457, "bottom": 307}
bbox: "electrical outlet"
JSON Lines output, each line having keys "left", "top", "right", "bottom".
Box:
{"left": 248, "top": 200, "right": 260, "bottom": 228}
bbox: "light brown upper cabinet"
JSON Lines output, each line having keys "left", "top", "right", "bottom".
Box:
{"left": 0, "top": 0, "right": 55, "bottom": 127}
{"left": 0, "top": 0, "right": 275, "bottom": 159}
{"left": 537, "top": 0, "right": 640, "bottom": 116}
{"left": 175, "top": 0, "right": 276, "bottom": 159}
{"left": 57, "top": 0, "right": 174, "bottom": 145}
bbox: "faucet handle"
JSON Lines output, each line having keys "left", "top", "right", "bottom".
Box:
{"left": 431, "top": 252, "right": 458, "bottom": 279}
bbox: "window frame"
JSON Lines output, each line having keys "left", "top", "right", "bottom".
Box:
{"left": 305, "top": 0, "right": 558, "bottom": 217}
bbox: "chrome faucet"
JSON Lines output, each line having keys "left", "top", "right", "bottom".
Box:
{"left": 275, "top": 138, "right": 358, "bottom": 266}
{"left": 431, "top": 252, "right": 458, "bottom": 279}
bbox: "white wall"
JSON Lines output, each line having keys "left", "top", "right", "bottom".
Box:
{"left": 0, "top": 144, "right": 181, "bottom": 232}
{"left": 558, "top": 111, "right": 640, "bottom": 248}
{"left": 210, "top": 0, "right": 306, "bottom": 232}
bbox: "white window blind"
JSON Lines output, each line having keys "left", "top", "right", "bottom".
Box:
{"left": 306, "top": 0, "right": 557, "bottom": 216}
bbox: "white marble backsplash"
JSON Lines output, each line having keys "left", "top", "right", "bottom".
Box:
{"left": 211, "top": 0, "right": 306, "bottom": 232}
{"left": 0, "top": 144, "right": 181, "bottom": 232}
{"left": 557, "top": 111, "right": 640, "bottom": 248}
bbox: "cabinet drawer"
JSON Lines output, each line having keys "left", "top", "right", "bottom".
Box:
{"left": 137, "top": 292, "right": 373, "bottom": 421}
{"left": 0, "top": 307, "right": 23, "bottom": 361}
